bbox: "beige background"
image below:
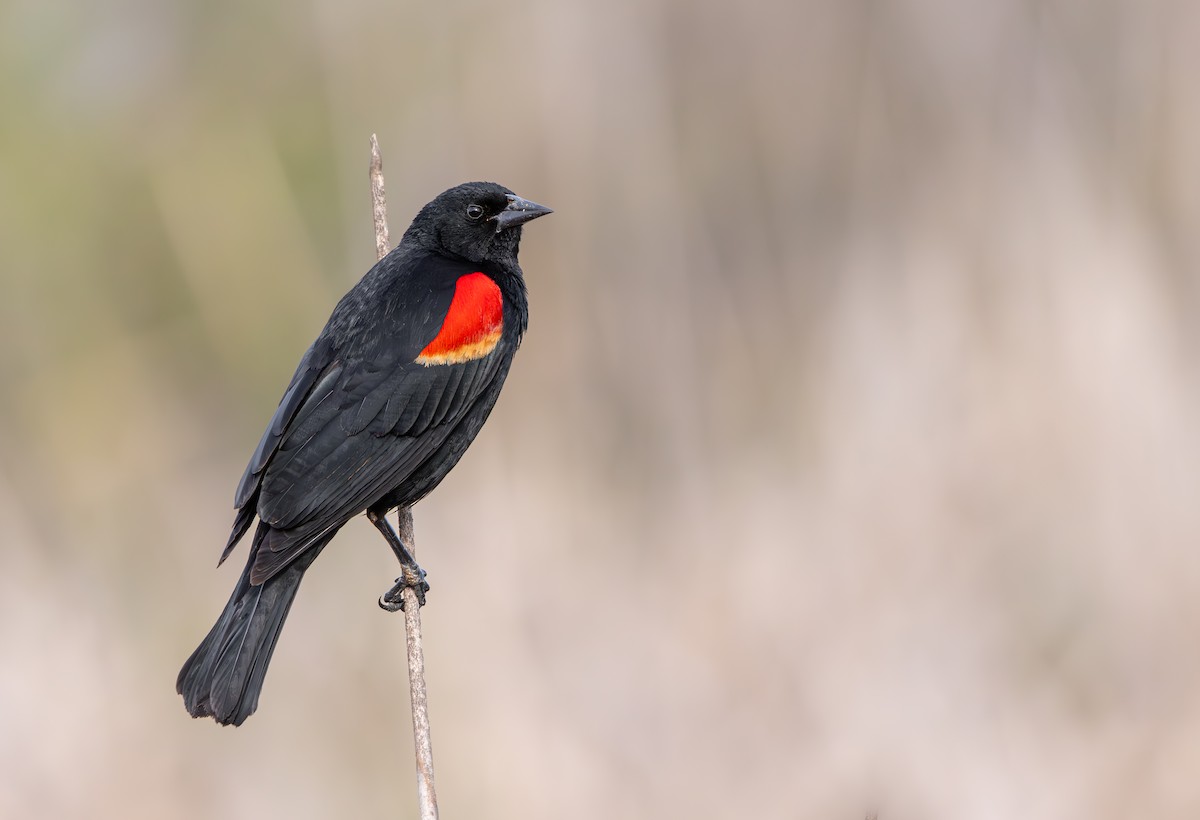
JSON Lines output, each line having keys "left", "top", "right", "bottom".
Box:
{"left": 2, "top": 0, "right": 1199, "bottom": 817}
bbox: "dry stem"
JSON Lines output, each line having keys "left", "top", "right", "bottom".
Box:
{"left": 370, "top": 133, "right": 439, "bottom": 820}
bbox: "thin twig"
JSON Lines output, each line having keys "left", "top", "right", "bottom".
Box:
{"left": 370, "top": 135, "right": 390, "bottom": 260}
{"left": 370, "top": 133, "right": 439, "bottom": 820}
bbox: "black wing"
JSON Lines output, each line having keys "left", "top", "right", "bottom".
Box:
{"left": 219, "top": 339, "right": 339, "bottom": 564}
{"left": 223, "top": 251, "right": 509, "bottom": 584}
{"left": 248, "top": 352, "right": 505, "bottom": 582}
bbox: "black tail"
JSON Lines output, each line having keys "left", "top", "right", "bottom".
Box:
{"left": 177, "top": 525, "right": 326, "bottom": 726}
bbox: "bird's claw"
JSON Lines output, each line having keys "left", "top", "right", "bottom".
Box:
{"left": 378, "top": 564, "right": 429, "bottom": 612}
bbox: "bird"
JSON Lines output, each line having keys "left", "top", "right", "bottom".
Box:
{"left": 177, "top": 181, "right": 551, "bottom": 726}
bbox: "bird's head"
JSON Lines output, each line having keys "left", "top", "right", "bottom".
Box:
{"left": 406, "top": 181, "right": 552, "bottom": 265}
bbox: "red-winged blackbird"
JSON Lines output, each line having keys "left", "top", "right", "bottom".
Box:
{"left": 177, "top": 182, "right": 551, "bottom": 726}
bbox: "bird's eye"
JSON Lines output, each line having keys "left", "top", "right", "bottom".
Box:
{"left": 466, "top": 204, "right": 485, "bottom": 221}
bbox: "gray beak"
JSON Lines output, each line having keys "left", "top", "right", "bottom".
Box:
{"left": 492, "top": 194, "right": 553, "bottom": 233}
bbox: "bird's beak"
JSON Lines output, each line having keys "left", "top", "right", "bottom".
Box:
{"left": 492, "top": 194, "right": 553, "bottom": 233}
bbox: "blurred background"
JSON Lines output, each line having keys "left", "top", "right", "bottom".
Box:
{"left": 3, "top": 0, "right": 1200, "bottom": 817}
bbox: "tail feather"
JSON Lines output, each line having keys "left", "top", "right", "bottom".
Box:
{"left": 178, "top": 523, "right": 328, "bottom": 726}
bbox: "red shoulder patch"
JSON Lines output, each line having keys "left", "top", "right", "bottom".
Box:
{"left": 415, "top": 272, "right": 503, "bottom": 366}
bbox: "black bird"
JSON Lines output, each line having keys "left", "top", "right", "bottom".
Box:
{"left": 178, "top": 182, "right": 551, "bottom": 726}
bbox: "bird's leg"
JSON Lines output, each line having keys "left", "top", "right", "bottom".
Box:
{"left": 367, "top": 509, "right": 429, "bottom": 612}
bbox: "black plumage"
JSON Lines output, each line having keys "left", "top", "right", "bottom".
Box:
{"left": 178, "top": 182, "right": 550, "bottom": 726}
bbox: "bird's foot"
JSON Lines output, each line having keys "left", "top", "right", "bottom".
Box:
{"left": 378, "top": 563, "right": 429, "bottom": 612}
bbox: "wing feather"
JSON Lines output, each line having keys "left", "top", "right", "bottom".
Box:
{"left": 222, "top": 250, "right": 513, "bottom": 582}
{"left": 233, "top": 342, "right": 338, "bottom": 510}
